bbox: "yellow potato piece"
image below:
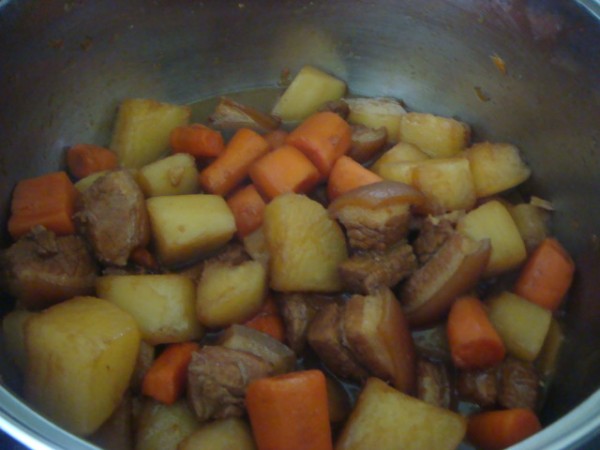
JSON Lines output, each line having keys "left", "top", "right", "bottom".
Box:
{"left": 96, "top": 274, "right": 203, "bottom": 345}
{"left": 264, "top": 193, "right": 348, "bottom": 292}
{"left": 336, "top": 377, "right": 466, "bottom": 450}
{"left": 146, "top": 194, "right": 236, "bottom": 266}
{"left": 399, "top": 112, "right": 470, "bottom": 158}
{"left": 137, "top": 153, "right": 199, "bottom": 197}
{"left": 25, "top": 297, "right": 140, "bottom": 436}
{"left": 179, "top": 418, "right": 256, "bottom": 450}
{"left": 272, "top": 65, "right": 346, "bottom": 121}
{"left": 347, "top": 97, "right": 406, "bottom": 143}
{"left": 135, "top": 399, "right": 199, "bottom": 450}
{"left": 111, "top": 98, "right": 191, "bottom": 169}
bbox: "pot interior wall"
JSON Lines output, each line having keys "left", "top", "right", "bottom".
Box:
{"left": 0, "top": 0, "right": 599, "bottom": 444}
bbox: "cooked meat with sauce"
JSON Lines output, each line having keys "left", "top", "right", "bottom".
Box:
{"left": 75, "top": 170, "right": 150, "bottom": 266}
{"left": 417, "top": 359, "right": 452, "bottom": 408}
{"left": 307, "top": 302, "right": 369, "bottom": 381}
{"left": 338, "top": 241, "right": 417, "bottom": 294}
{"left": 498, "top": 357, "right": 539, "bottom": 410}
{"left": 211, "top": 242, "right": 250, "bottom": 265}
{"left": 333, "top": 204, "right": 412, "bottom": 252}
{"left": 413, "top": 215, "right": 456, "bottom": 265}
{"left": 278, "top": 293, "right": 340, "bottom": 353}
{"left": 0, "top": 225, "right": 98, "bottom": 309}
{"left": 318, "top": 99, "right": 350, "bottom": 119}
{"left": 456, "top": 367, "right": 499, "bottom": 407}
{"left": 187, "top": 346, "right": 272, "bottom": 421}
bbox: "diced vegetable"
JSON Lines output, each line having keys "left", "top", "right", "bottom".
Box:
{"left": 199, "top": 128, "right": 270, "bottom": 196}
{"left": 110, "top": 98, "right": 191, "bottom": 168}
{"left": 466, "top": 408, "right": 541, "bottom": 450}
{"left": 66, "top": 144, "right": 119, "bottom": 179}
{"left": 178, "top": 418, "right": 257, "bottom": 450}
{"left": 447, "top": 296, "right": 506, "bottom": 370}
{"left": 219, "top": 324, "right": 295, "bottom": 374}
{"left": 243, "top": 226, "right": 271, "bottom": 268}
{"left": 466, "top": 142, "right": 531, "bottom": 198}
{"left": 243, "top": 296, "right": 286, "bottom": 342}
{"left": 227, "top": 184, "right": 267, "bottom": 238}
{"left": 8, "top": 171, "right": 78, "bottom": 239}
{"left": 335, "top": 377, "right": 466, "bottom": 450}
{"left": 96, "top": 274, "right": 204, "bottom": 345}
{"left": 135, "top": 399, "right": 199, "bottom": 450}
{"left": 137, "top": 153, "right": 198, "bottom": 197}
{"left": 25, "top": 296, "right": 141, "bottom": 436}
{"left": 249, "top": 144, "right": 322, "bottom": 199}
{"left": 263, "top": 193, "right": 348, "bottom": 292}
{"left": 412, "top": 157, "right": 476, "bottom": 213}
{"left": 513, "top": 237, "right": 575, "bottom": 311}
{"left": 509, "top": 203, "right": 551, "bottom": 253}
{"left": 487, "top": 291, "right": 552, "bottom": 361}
{"left": 286, "top": 111, "right": 352, "bottom": 176}
{"left": 170, "top": 123, "right": 224, "bottom": 158}
{"left": 195, "top": 260, "right": 267, "bottom": 327}
{"left": 272, "top": 65, "right": 346, "bottom": 121}
{"left": 399, "top": 112, "right": 470, "bottom": 157}
{"left": 247, "top": 370, "right": 333, "bottom": 450}
{"left": 74, "top": 170, "right": 109, "bottom": 192}
{"left": 457, "top": 200, "right": 527, "bottom": 277}
{"left": 141, "top": 342, "right": 200, "bottom": 404}
{"left": 346, "top": 97, "right": 406, "bottom": 143}
{"left": 327, "top": 155, "right": 382, "bottom": 201}
{"left": 146, "top": 194, "right": 236, "bottom": 266}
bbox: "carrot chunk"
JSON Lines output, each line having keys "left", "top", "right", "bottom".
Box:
{"left": 226, "top": 184, "right": 267, "bottom": 238}
{"left": 249, "top": 144, "right": 322, "bottom": 200}
{"left": 514, "top": 237, "right": 575, "bottom": 310}
{"left": 244, "top": 296, "right": 286, "bottom": 342}
{"left": 246, "top": 369, "right": 333, "bottom": 450}
{"left": 141, "top": 341, "right": 200, "bottom": 405}
{"left": 199, "top": 128, "right": 270, "bottom": 196}
{"left": 467, "top": 408, "right": 542, "bottom": 450}
{"left": 8, "top": 171, "right": 78, "bottom": 239}
{"left": 170, "top": 124, "right": 225, "bottom": 158}
{"left": 447, "top": 296, "right": 506, "bottom": 370}
{"left": 327, "top": 155, "right": 382, "bottom": 201}
{"left": 286, "top": 111, "right": 352, "bottom": 176}
{"left": 66, "top": 144, "right": 119, "bottom": 179}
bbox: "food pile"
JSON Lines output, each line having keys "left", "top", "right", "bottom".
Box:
{"left": 0, "top": 65, "right": 575, "bottom": 450}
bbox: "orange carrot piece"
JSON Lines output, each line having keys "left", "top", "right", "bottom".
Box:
{"left": 8, "top": 171, "right": 78, "bottom": 239}
{"left": 286, "top": 111, "right": 352, "bottom": 176}
{"left": 467, "top": 408, "right": 542, "bottom": 450}
{"left": 447, "top": 296, "right": 506, "bottom": 370}
{"left": 514, "top": 238, "right": 575, "bottom": 311}
{"left": 66, "top": 144, "right": 119, "bottom": 179}
{"left": 263, "top": 129, "right": 289, "bottom": 150}
{"left": 170, "top": 124, "right": 225, "bottom": 158}
{"left": 249, "top": 144, "right": 322, "bottom": 200}
{"left": 226, "top": 184, "right": 267, "bottom": 238}
{"left": 246, "top": 369, "right": 333, "bottom": 450}
{"left": 141, "top": 342, "right": 200, "bottom": 405}
{"left": 199, "top": 128, "right": 270, "bottom": 196}
{"left": 326, "top": 155, "right": 383, "bottom": 201}
{"left": 244, "top": 296, "right": 286, "bottom": 342}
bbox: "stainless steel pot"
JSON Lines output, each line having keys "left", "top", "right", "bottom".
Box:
{"left": 1, "top": 0, "right": 599, "bottom": 448}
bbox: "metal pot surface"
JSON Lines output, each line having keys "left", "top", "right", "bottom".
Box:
{"left": 0, "top": 0, "right": 599, "bottom": 448}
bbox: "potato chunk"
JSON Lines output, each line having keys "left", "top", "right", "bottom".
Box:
{"left": 96, "top": 274, "right": 203, "bottom": 345}
{"left": 110, "top": 98, "right": 191, "bottom": 168}
{"left": 399, "top": 112, "right": 470, "bottom": 158}
{"left": 196, "top": 260, "right": 267, "bottom": 327}
{"left": 272, "top": 65, "right": 346, "bottom": 121}
{"left": 137, "top": 153, "right": 199, "bottom": 197}
{"left": 487, "top": 291, "right": 551, "bottom": 361}
{"left": 264, "top": 193, "right": 348, "bottom": 292}
{"left": 466, "top": 142, "right": 531, "bottom": 197}
{"left": 25, "top": 296, "right": 141, "bottom": 436}
{"left": 457, "top": 200, "right": 527, "bottom": 277}
{"left": 179, "top": 418, "right": 256, "bottom": 450}
{"left": 371, "top": 142, "right": 430, "bottom": 184}
{"left": 335, "top": 377, "right": 466, "bottom": 450}
{"left": 147, "top": 194, "right": 236, "bottom": 266}
{"left": 346, "top": 97, "right": 406, "bottom": 143}
{"left": 135, "top": 399, "right": 199, "bottom": 450}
